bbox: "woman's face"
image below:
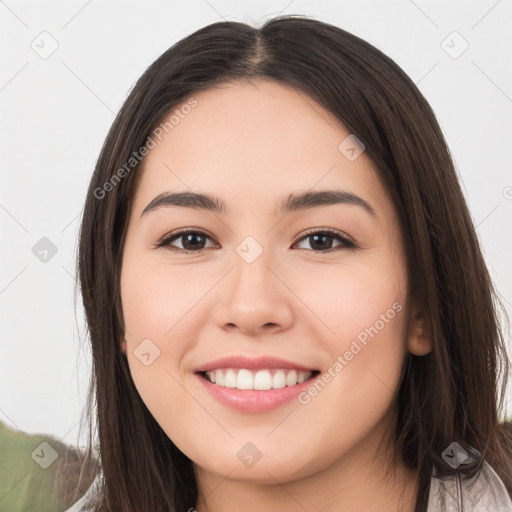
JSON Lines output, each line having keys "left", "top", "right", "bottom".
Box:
{"left": 120, "top": 79, "right": 416, "bottom": 484}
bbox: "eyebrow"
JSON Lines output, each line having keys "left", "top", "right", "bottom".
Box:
{"left": 140, "top": 189, "right": 376, "bottom": 218}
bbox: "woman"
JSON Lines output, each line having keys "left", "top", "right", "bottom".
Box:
{"left": 67, "top": 15, "right": 512, "bottom": 512}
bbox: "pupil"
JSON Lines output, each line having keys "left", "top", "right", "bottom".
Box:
{"left": 183, "top": 233, "right": 204, "bottom": 250}
{"left": 311, "top": 234, "right": 332, "bottom": 251}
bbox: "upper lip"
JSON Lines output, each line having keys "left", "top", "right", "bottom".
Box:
{"left": 195, "top": 355, "right": 318, "bottom": 373}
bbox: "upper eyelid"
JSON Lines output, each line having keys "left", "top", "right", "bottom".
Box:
{"left": 296, "top": 227, "right": 354, "bottom": 244}
{"left": 156, "top": 227, "right": 217, "bottom": 246}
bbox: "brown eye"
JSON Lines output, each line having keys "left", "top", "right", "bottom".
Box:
{"left": 156, "top": 230, "right": 216, "bottom": 253}
{"left": 293, "top": 229, "right": 356, "bottom": 252}
{"left": 154, "top": 227, "right": 356, "bottom": 255}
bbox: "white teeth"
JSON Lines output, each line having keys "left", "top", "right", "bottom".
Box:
{"left": 286, "top": 370, "right": 298, "bottom": 387}
{"left": 272, "top": 370, "right": 286, "bottom": 389}
{"left": 215, "top": 369, "right": 224, "bottom": 386}
{"left": 254, "top": 370, "right": 272, "bottom": 390}
{"left": 224, "top": 369, "right": 237, "bottom": 388}
{"left": 237, "top": 369, "right": 254, "bottom": 390}
{"left": 204, "top": 368, "right": 313, "bottom": 390}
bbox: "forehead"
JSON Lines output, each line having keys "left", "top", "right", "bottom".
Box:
{"left": 131, "top": 79, "right": 387, "bottom": 219}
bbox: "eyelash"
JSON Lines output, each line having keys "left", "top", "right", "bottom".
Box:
{"left": 154, "top": 227, "right": 357, "bottom": 254}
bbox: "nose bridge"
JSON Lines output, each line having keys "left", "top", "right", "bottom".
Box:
{"left": 230, "top": 233, "right": 277, "bottom": 301}
{"left": 213, "top": 233, "right": 294, "bottom": 333}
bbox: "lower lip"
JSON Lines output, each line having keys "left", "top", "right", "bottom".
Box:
{"left": 195, "top": 372, "right": 318, "bottom": 412}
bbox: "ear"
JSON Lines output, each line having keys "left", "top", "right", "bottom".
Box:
{"left": 407, "top": 300, "right": 432, "bottom": 356}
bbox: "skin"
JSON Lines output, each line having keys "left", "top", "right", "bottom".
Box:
{"left": 120, "top": 79, "right": 432, "bottom": 512}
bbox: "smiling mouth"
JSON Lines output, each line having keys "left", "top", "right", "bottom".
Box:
{"left": 198, "top": 368, "right": 321, "bottom": 391}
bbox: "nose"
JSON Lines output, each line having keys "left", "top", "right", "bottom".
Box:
{"left": 212, "top": 248, "right": 295, "bottom": 336}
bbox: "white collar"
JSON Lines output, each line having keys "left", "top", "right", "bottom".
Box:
{"left": 427, "top": 459, "right": 512, "bottom": 511}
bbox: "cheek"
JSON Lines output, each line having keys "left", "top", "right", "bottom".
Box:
{"left": 325, "top": 308, "right": 407, "bottom": 403}
{"left": 121, "top": 256, "right": 206, "bottom": 347}
{"left": 292, "top": 281, "right": 407, "bottom": 475}
{"left": 120, "top": 257, "right": 199, "bottom": 415}
{"left": 309, "top": 252, "right": 408, "bottom": 402}
{"left": 304, "top": 253, "right": 407, "bottom": 351}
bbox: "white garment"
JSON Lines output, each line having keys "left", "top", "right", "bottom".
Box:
{"left": 65, "top": 460, "right": 512, "bottom": 511}
{"left": 64, "top": 475, "right": 101, "bottom": 512}
{"left": 427, "top": 460, "right": 512, "bottom": 511}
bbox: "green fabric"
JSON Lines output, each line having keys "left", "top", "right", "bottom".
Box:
{"left": 0, "top": 420, "right": 66, "bottom": 512}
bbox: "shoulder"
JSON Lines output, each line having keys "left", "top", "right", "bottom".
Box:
{"left": 427, "top": 459, "right": 512, "bottom": 511}
{"left": 0, "top": 421, "right": 99, "bottom": 511}
{"left": 64, "top": 472, "right": 102, "bottom": 512}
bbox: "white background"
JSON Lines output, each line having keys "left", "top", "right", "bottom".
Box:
{"left": 1, "top": 0, "right": 511, "bottom": 448}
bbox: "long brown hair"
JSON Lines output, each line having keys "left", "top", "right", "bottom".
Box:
{"left": 73, "top": 14, "right": 512, "bottom": 511}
